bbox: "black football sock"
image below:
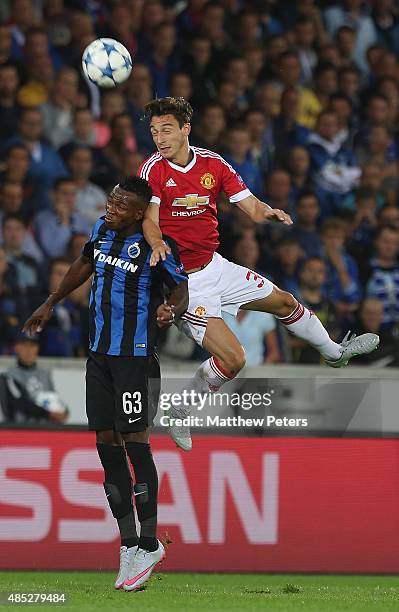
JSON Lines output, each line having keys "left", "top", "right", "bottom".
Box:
{"left": 125, "top": 441, "right": 158, "bottom": 552}
{"left": 96, "top": 443, "right": 139, "bottom": 547}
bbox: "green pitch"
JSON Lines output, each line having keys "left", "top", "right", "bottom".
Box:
{"left": 1, "top": 572, "right": 399, "bottom": 611}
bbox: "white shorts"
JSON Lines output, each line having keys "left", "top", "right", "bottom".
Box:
{"left": 176, "top": 252, "right": 274, "bottom": 346}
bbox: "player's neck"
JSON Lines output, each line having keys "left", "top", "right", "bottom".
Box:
{"left": 170, "top": 144, "right": 192, "bottom": 167}
{"left": 117, "top": 221, "right": 141, "bottom": 238}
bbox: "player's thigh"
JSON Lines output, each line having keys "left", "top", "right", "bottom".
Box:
{"left": 241, "top": 285, "right": 296, "bottom": 315}
{"left": 86, "top": 352, "right": 115, "bottom": 432}
{"left": 110, "top": 356, "right": 151, "bottom": 433}
{"left": 202, "top": 317, "right": 245, "bottom": 365}
{"left": 219, "top": 258, "right": 274, "bottom": 315}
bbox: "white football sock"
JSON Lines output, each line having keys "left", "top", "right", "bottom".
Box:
{"left": 199, "top": 356, "right": 236, "bottom": 391}
{"left": 278, "top": 303, "right": 341, "bottom": 360}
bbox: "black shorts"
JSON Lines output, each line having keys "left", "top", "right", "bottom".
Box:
{"left": 86, "top": 351, "right": 160, "bottom": 433}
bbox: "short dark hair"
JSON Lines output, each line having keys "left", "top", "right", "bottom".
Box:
{"left": 2, "top": 212, "right": 25, "bottom": 229}
{"left": 145, "top": 97, "right": 193, "bottom": 127}
{"left": 53, "top": 177, "right": 75, "bottom": 191}
{"left": 118, "top": 175, "right": 152, "bottom": 206}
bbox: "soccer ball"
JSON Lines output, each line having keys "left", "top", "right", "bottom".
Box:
{"left": 82, "top": 38, "right": 132, "bottom": 88}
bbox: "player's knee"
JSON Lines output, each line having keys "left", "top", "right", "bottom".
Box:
{"left": 96, "top": 430, "right": 123, "bottom": 445}
{"left": 278, "top": 291, "right": 298, "bottom": 317}
{"left": 223, "top": 346, "right": 246, "bottom": 373}
{"left": 122, "top": 430, "right": 149, "bottom": 444}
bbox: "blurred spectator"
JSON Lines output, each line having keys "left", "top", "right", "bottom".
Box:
{"left": 40, "top": 67, "right": 79, "bottom": 148}
{"left": 126, "top": 63, "right": 155, "bottom": 155}
{"left": 292, "top": 256, "right": 339, "bottom": 363}
{"left": 40, "top": 257, "right": 89, "bottom": 356}
{"left": 223, "top": 125, "right": 264, "bottom": 199}
{"left": 5, "top": 332, "right": 68, "bottom": 423}
{"left": 101, "top": 112, "right": 137, "bottom": 182}
{"left": 341, "top": 162, "right": 389, "bottom": 211}
{"left": 0, "top": 182, "right": 43, "bottom": 264}
{"left": 294, "top": 16, "right": 318, "bottom": 86}
{"left": 0, "top": 62, "right": 20, "bottom": 141}
{"left": 290, "top": 191, "right": 322, "bottom": 257}
{"left": 0, "top": 144, "right": 37, "bottom": 215}
{"left": 243, "top": 109, "right": 271, "bottom": 168}
{"left": 232, "top": 233, "right": 267, "bottom": 278}
{"left": 1, "top": 213, "right": 43, "bottom": 326}
{"left": 335, "top": 25, "right": 357, "bottom": 68}
{"left": 356, "top": 125, "right": 398, "bottom": 192}
{"left": 377, "top": 205, "right": 399, "bottom": 230}
{"left": 272, "top": 50, "right": 321, "bottom": 129}
{"left": 94, "top": 91, "right": 127, "bottom": 148}
{"left": 191, "top": 102, "right": 226, "bottom": 152}
{"left": 338, "top": 65, "right": 361, "bottom": 107}
{"left": 307, "top": 110, "right": 361, "bottom": 211}
{"left": 170, "top": 71, "right": 193, "bottom": 102}
{"left": 313, "top": 62, "right": 338, "bottom": 109}
{"left": 142, "top": 22, "right": 180, "bottom": 98}
{"left": 223, "top": 57, "right": 251, "bottom": 113}
{"left": 2, "top": 107, "right": 68, "bottom": 205}
{"left": 351, "top": 297, "right": 399, "bottom": 366}
{"left": 0, "top": 24, "right": 12, "bottom": 65}
{"left": 273, "top": 87, "right": 310, "bottom": 166}
{"left": 364, "top": 225, "right": 399, "bottom": 330}
{"left": 272, "top": 237, "right": 303, "bottom": 295}
{"left": 223, "top": 309, "right": 281, "bottom": 366}
{"left": 372, "top": 0, "right": 399, "bottom": 57}
{"left": 321, "top": 217, "right": 361, "bottom": 317}
{"left": 17, "top": 49, "right": 55, "bottom": 107}
{"left": 8, "top": 0, "right": 38, "bottom": 60}
{"left": 286, "top": 146, "right": 313, "bottom": 199}
{"left": 66, "top": 145, "right": 106, "bottom": 225}
{"left": 324, "top": 0, "right": 377, "bottom": 75}
{"left": 265, "top": 169, "right": 293, "bottom": 213}
{"left": 34, "top": 178, "right": 90, "bottom": 258}
{"left": 182, "top": 33, "right": 215, "bottom": 107}
{"left": 66, "top": 233, "right": 90, "bottom": 263}
{"left": 329, "top": 92, "right": 356, "bottom": 148}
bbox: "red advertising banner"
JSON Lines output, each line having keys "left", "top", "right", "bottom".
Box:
{"left": 0, "top": 430, "right": 398, "bottom": 573}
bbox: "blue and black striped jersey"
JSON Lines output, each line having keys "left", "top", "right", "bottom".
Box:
{"left": 83, "top": 217, "right": 187, "bottom": 357}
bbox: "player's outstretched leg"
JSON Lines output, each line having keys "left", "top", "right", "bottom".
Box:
{"left": 96, "top": 433, "right": 139, "bottom": 589}
{"left": 123, "top": 438, "right": 165, "bottom": 591}
{"left": 242, "top": 288, "right": 380, "bottom": 365}
{"left": 168, "top": 318, "right": 246, "bottom": 451}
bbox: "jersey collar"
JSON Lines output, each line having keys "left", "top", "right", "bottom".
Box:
{"left": 166, "top": 146, "right": 197, "bottom": 173}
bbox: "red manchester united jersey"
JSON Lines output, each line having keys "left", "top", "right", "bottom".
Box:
{"left": 138, "top": 146, "right": 251, "bottom": 269}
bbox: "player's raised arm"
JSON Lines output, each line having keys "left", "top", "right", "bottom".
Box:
{"left": 23, "top": 254, "right": 93, "bottom": 336}
{"left": 142, "top": 203, "right": 171, "bottom": 266}
{"left": 237, "top": 194, "right": 293, "bottom": 225}
{"left": 156, "top": 236, "right": 189, "bottom": 327}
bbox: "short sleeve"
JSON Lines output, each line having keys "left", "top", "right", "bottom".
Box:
{"left": 158, "top": 235, "right": 188, "bottom": 289}
{"left": 219, "top": 156, "right": 252, "bottom": 203}
{"left": 82, "top": 218, "right": 104, "bottom": 260}
{"left": 138, "top": 155, "right": 162, "bottom": 206}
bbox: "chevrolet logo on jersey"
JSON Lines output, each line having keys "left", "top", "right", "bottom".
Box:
{"left": 172, "top": 194, "right": 210, "bottom": 209}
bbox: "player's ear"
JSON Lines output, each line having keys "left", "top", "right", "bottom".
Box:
{"left": 183, "top": 123, "right": 191, "bottom": 136}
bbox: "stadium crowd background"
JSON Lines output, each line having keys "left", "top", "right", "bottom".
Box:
{"left": 0, "top": 0, "right": 399, "bottom": 366}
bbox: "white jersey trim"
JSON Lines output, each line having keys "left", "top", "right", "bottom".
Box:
{"left": 166, "top": 147, "right": 197, "bottom": 173}
{"left": 229, "top": 188, "right": 251, "bottom": 202}
{"left": 140, "top": 153, "right": 162, "bottom": 180}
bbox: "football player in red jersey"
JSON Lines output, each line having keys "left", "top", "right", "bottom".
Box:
{"left": 139, "top": 97, "right": 379, "bottom": 451}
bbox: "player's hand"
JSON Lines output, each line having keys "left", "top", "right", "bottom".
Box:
{"left": 264, "top": 208, "right": 293, "bottom": 225}
{"left": 156, "top": 304, "right": 175, "bottom": 328}
{"left": 150, "top": 240, "right": 171, "bottom": 266}
{"left": 22, "top": 302, "right": 54, "bottom": 335}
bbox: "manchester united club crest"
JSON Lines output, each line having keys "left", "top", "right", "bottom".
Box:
{"left": 195, "top": 306, "right": 207, "bottom": 316}
{"left": 200, "top": 172, "right": 216, "bottom": 190}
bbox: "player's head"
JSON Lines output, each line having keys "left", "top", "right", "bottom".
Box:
{"left": 145, "top": 97, "right": 193, "bottom": 161}
{"left": 105, "top": 175, "right": 152, "bottom": 232}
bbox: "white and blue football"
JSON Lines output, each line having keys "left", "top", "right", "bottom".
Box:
{"left": 82, "top": 38, "right": 132, "bottom": 88}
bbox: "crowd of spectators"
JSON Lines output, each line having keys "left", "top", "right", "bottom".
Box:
{"left": 0, "top": 0, "right": 399, "bottom": 366}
